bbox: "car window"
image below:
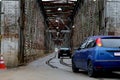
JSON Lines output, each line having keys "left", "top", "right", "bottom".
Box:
{"left": 86, "top": 40, "right": 96, "bottom": 48}
{"left": 102, "top": 39, "right": 120, "bottom": 48}
{"left": 80, "top": 38, "right": 89, "bottom": 49}
{"left": 80, "top": 42, "right": 87, "bottom": 49}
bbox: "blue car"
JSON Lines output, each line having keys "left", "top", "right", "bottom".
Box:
{"left": 72, "top": 36, "right": 120, "bottom": 77}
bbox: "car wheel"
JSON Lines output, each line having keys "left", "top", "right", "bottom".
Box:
{"left": 58, "top": 54, "right": 60, "bottom": 58}
{"left": 87, "top": 61, "right": 96, "bottom": 77}
{"left": 58, "top": 56, "right": 60, "bottom": 58}
{"left": 72, "top": 61, "right": 79, "bottom": 72}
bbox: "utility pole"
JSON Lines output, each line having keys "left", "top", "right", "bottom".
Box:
{"left": 0, "top": 0, "right": 3, "bottom": 55}
{"left": 18, "top": 0, "right": 25, "bottom": 64}
{"left": 0, "top": 0, "right": 1, "bottom": 55}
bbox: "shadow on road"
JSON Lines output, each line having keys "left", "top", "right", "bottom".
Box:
{"left": 76, "top": 70, "right": 120, "bottom": 79}
{"left": 95, "top": 72, "right": 120, "bottom": 79}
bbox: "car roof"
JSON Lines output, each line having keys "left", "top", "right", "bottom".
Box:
{"left": 60, "top": 48, "right": 70, "bottom": 50}
{"left": 89, "top": 35, "right": 120, "bottom": 40}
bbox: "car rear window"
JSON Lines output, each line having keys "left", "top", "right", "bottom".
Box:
{"left": 101, "top": 38, "right": 120, "bottom": 48}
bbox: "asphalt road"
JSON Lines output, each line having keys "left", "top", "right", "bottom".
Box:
{"left": 0, "top": 52, "right": 120, "bottom": 80}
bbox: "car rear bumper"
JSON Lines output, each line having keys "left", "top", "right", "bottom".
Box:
{"left": 94, "top": 60, "right": 120, "bottom": 71}
{"left": 59, "top": 53, "right": 71, "bottom": 56}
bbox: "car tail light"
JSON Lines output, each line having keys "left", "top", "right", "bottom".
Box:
{"left": 96, "top": 66, "right": 102, "bottom": 69}
{"left": 96, "top": 38, "right": 102, "bottom": 47}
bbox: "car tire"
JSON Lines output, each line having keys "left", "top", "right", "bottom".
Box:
{"left": 72, "top": 61, "right": 79, "bottom": 73}
{"left": 87, "top": 61, "right": 96, "bottom": 77}
{"left": 58, "top": 55, "right": 60, "bottom": 58}
{"left": 58, "top": 56, "right": 60, "bottom": 58}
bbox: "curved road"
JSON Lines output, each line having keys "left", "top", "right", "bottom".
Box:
{"left": 0, "top": 52, "right": 120, "bottom": 80}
